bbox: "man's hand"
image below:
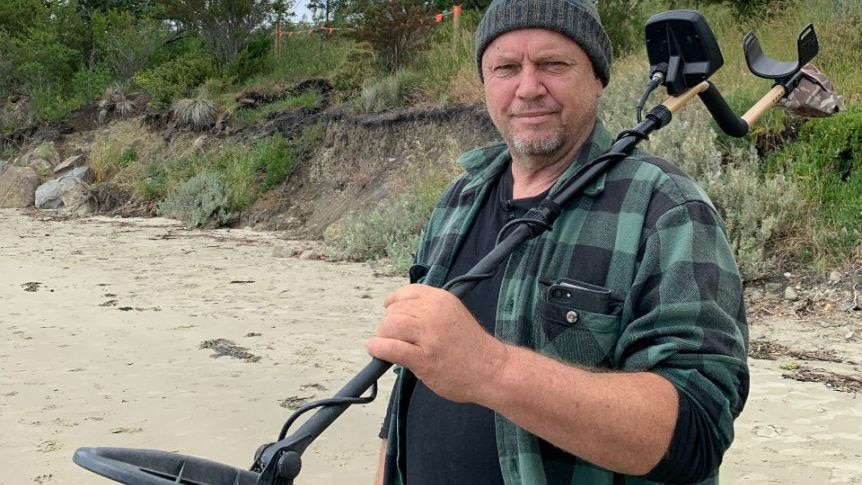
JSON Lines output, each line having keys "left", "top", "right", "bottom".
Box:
{"left": 366, "top": 284, "right": 507, "bottom": 404}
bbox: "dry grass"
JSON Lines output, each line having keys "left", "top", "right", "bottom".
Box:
{"left": 172, "top": 89, "right": 218, "bottom": 130}
{"left": 97, "top": 84, "right": 136, "bottom": 124}
{"left": 445, "top": 63, "right": 485, "bottom": 104}
{"left": 88, "top": 119, "right": 165, "bottom": 184}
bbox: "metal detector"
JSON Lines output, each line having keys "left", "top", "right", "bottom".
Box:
{"left": 74, "top": 10, "right": 821, "bottom": 485}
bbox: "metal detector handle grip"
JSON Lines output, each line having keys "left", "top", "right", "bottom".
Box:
{"left": 661, "top": 80, "right": 787, "bottom": 138}
{"left": 662, "top": 81, "right": 710, "bottom": 114}
{"left": 741, "top": 84, "right": 786, "bottom": 127}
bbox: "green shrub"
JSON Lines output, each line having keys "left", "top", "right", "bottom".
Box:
{"left": 231, "top": 92, "right": 322, "bottom": 127}
{"left": 359, "top": 70, "right": 422, "bottom": 113}
{"left": 325, "top": 173, "right": 448, "bottom": 273}
{"left": 703, "top": 147, "right": 807, "bottom": 279}
{"left": 225, "top": 34, "right": 272, "bottom": 82}
{"left": 71, "top": 65, "right": 115, "bottom": 106}
{"left": 416, "top": 22, "right": 476, "bottom": 103}
{"left": 90, "top": 9, "right": 170, "bottom": 81}
{"left": 252, "top": 35, "right": 349, "bottom": 85}
{"left": 147, "top": 135, "right": 296, "bottom": 212}
{"left": 134, "top": 51, "right": 217, "bottom": 107}
{"left": 601, "top": 57, "right": 807, "bottom": 280}
{"left": 139, "top": 161, "right": 167, "bottom": 200}
{"left": 597, "top": 0, "right": 652, "bottom": 57}
{"left": 765, "top": 105, "right": 862, "bottom": 263}
{"left": 157, "top": 172, "right": 231, "bottom": 227}
{"left": 331, "top": 42, "right": 377, "bottom": 98}
{"left": 118, "top": 146, "right": 138, "bottom": 167}
{"left": 252, "top": 135, "right": 296, "bottom": 191}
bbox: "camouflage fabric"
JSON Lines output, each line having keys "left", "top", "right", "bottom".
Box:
{"left": 779, "top": 63, "right": 844, "bottom": 117}
{"left": 382, "top": 122, "right": 749, "bottom": 485}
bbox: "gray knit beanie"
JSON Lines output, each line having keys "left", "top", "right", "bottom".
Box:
{"left": 475, "top": 0, "right": 613, "bottom": 86}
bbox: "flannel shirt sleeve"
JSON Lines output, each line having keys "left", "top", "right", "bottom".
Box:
{"left": 616, "top": 200, "right": 750, "bottom": 482}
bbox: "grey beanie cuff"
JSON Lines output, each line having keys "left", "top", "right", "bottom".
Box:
{"left": 475, "top": 0, "right": 613, "bottom": 86}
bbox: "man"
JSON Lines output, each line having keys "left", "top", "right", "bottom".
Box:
{"left": 368, "top": 0, "right": 749, "bottom": 483}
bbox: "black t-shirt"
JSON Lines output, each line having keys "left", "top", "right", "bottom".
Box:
{"left": 381, "top": 167, "right": 548, "bottom": 485}
{"left": 380, "top": 164, "right": 713, "bottom": 484}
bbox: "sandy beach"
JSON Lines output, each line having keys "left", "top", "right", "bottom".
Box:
{"left": 1, "top": 209, "right": 859, "bottom": 484}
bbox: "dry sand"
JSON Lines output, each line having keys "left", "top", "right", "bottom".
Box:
{"left": 0, "top": 209, "right": 859, "bottom": 485}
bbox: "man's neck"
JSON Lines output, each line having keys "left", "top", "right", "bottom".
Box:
{"left": 509, "top": 130, "right": 591, "bottom": 199}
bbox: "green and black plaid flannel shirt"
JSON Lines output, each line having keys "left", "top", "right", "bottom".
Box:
{"left": 383, "top": 121, "right": 749, "bottom": 485}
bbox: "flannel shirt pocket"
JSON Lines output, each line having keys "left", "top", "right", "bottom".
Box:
{"left": 537, "top": 280, "right": 623, "bottom": 368}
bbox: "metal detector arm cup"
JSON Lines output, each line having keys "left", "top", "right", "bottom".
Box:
{"left": 736, "top": 23, "right": 819, "bottom": 127}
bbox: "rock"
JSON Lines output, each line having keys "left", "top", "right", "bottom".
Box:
{"left": 35, "top": 167, "right": 93, "bottom": 211}
{"left": 28, "top": 157, "right": 53, "bottom": 173}
{"left": 765, "top": 282, "right": 783, "bottom": 292}
{"left": 31, "top": 141, "right": 61, "bottom": 167}
{"left": 68, "top": 166, "right": 93, "bottom": 183}
{"left": 53, "top": 154, "right": 86, "bottom": 174}
{"left": 0, "top": 163, "right": 41, "bottom": 208}
{"left": 784, "top": 286, "right": 799, "bottom": 301}
{"left": 192, "top": 135, "right": 209, "bottom": 151}
{"left": 839, "top": 302, "right": 858, "bottom": 313}
{"left": 749, "top": 289, "right": 764, "bottom": 302}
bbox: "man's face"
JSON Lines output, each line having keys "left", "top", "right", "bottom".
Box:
{"left": 481, "top": 29, "right": 603, "bottom": 161}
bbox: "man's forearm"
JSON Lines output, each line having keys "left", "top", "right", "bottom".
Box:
{"left": 475, "top": 343, "right": 678, "bottom": 475}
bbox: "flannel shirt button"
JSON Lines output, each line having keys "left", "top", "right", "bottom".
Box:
{"left": 566, "top": 310, "right": 579, "bottom": 324}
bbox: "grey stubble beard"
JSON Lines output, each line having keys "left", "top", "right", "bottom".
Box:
{"left": 509, "top": 128, "right": 565, "bottom": 157}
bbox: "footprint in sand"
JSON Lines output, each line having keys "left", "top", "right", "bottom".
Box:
{"left": 36, "top": 440, "right": 63, "bottom": 452}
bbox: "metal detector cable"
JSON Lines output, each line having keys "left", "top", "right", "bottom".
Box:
{"left": 277, "top": 383, "right": 378, "bottom": 441}
{"left": 273, "top": 98, "right": 656, "bottom": 445}
{"left": 636, "top": 72, "right": 666, "bottom": 122}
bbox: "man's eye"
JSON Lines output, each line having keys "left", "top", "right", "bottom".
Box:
{"left": 542, "top": 62, "right": 569, "bottom": 73}
{"left": 494, "top": 64, "right": 517, "bottom": 75}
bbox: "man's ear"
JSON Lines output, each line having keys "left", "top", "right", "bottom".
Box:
{"left": 594, "top": 73, "right": 604, "bottom": 98}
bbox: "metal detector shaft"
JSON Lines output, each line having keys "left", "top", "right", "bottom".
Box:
{"left": 260, "top": 68, "right": 793, "bottom": 472}
{"left": 256, "top": 107, "right": 678, "bottom": 483}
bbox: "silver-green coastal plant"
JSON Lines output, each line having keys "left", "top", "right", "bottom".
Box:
{"left": 600, "top": 61, "right": 806, "bottom": 280}
{"left": 157, "top": 171, "right": 230, "bottom": 228}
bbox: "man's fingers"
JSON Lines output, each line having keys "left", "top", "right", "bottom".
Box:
{"left": 377, "top": 313, "right": 424, "bottom": 344}
{"left": 383, "top": 284, "right": 438, "bottom": 308}
{"left": 366, "top": 336, "right": 423, "bottom": 369}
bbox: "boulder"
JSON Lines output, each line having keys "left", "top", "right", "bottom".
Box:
{"left": 35, "top": 166, "right": 93, "bottom": 211}
{"left": 53, "top": 154, "right": 86, "bottom": 174}
{"left": 0, "top": 163, "right": 41, "bottom": 208}
{"left": 28, "top": 157, "right": 53, "bottom": 173}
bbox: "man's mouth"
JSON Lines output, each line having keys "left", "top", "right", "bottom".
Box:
{"left": 511, "top": 111, "right": 557, "bottom": 125}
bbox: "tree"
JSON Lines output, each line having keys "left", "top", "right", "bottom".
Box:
{"left": 91, "top": 9, "right": 172, "bottom": 80}
{"left": 347, "top": 0, "right": 436, "bottom": 72}
{"left": 306, "top": 0, "right": 348, "bottom": 26}
{"left": 158, "top": 0, "right": 277, "bottom": 65}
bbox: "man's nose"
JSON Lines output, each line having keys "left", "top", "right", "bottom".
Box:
{"left": 515, "top": 65, "right": 547, "bottom": 100}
